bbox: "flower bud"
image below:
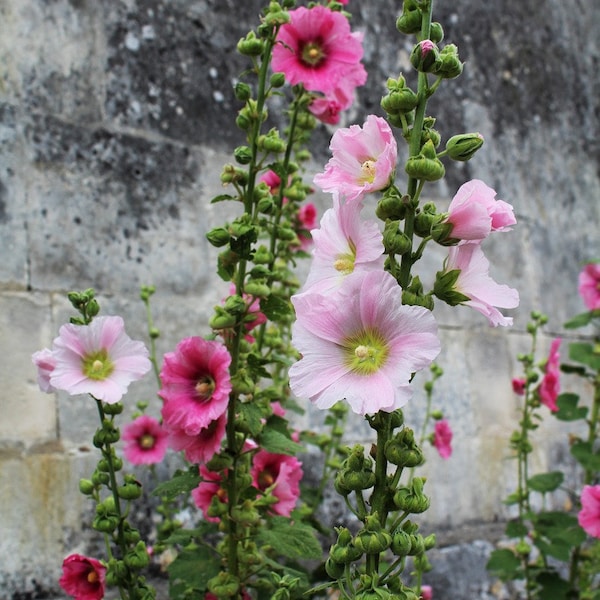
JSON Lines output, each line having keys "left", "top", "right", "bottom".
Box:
{"left": 207, "top": 572, "right": 240, "bottom": 598}
{"left": 270, "top": 72, "right": 286, "bottom": 88}
{"left": 231, "top": 500, "right": 260, "bottom": 526}
{"left": 252, "top": 246, "right": 273, "bottom": 265}
{"left": 391, "top": 530, "right": 412, "bottom": 556}
{"left": 430, "top": 21, "right": 444, "bottom": 43}
{"left": 445, "top": 132, "right": 484, "bottom": 161}
{"left": 231, "top": 370, "right": 255, "bottom": 396}
{"left": 433, "top": 269, "right": 470, "bottom": 306}
{"left": 237, "top": 31, "right": 264, "bottom": 56}
{"left": 383, "top": 220, "right": 412, "bottom": 255}
{"left": 376, "top": 189, "right": 407, "bottom": 221}
{"left": 244, "top": 281, "right": 271, "bottom": 298}
{"left": 381, "top": 84, "right": 419, "bottom": 115}
{"left": 410, "top": 40, "right": 442, "bottom": 73}
{"left": 206, "top": 227, "right": 231, "bottom": 248}
{"left": 209, "top": 306, "right": 237, "bottom": 330}
{"left": 325, "top": 556, "right": 345, "bottom": 579}
{"left": 234, "top": 145, "right": 253, "bottom": 165}
{"left": 78, "top": 478, "right": 95, "bottom": 495}
{"left": 118, "top": 476, "right": 143, "bottom": 500}
{"left": 437, "top": 43, "right": 463, "bottom": 79}
{"left": 413, "top": 202, "right": 441, "bottom": 238}
{"left": 405, "top": 140, "right": 445, "bottom": 181}
{"left": 234, "top": 82, "right": 251, "bottom": 102}
{"left": 396, "top": 7, "right": 422, "bottom": 35}
{"left": 124, "top": 541, "right": 150, "bottom": 569}
{"left": 354, "top": 515, "right": 392, "bottom": 554}
{"left": 393, "top": 477, "right": 431, "bottom": 513}
{"left": 103, "top": 401, "right": 124, "bottom": 415}
{"left": 385, "top": 428, "right": 425, "bottom": 467}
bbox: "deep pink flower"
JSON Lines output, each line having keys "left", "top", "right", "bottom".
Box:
{"left": 251, "top": 450, "right": 303, "bottom": 516}
{"left": 314, "top": 115, "right": 398, "bottom": 203}
{"left": 290, "top": 270, "right": 440, "bottom": 415}
{"left": 578, "top": 485, "right": 600, "bottom": 538}
{"left": 46, "top": 316, "right": 151, "bottom": 404}
{"left": 578, "top": 262, "right": 600, "bottom": 311}
{"left": 122, "top": 415, "right": 169, "bottom": 465}
{"left": 440, "top": 242, "right": 519, "bottom": 327}
{"left": 59, "top": 554, "right": 106, "bottom": 600}
{"left": 272, "top": 5, "right": 366, "bottom": 96}
{"left": 166, "top": 414, "right": 227, "bottom": 464}
{"left": 302, "top": 198, "right": 384, "bottom": 294}
{"left": 512, "top": 378, "right": 526, "bottom": 396}
{"left": 32, "top": 347, "right": 57, "bottom": 393}
{"left": 433, "top": 420, "right": 453, "bottom": 459}
{"left": 539, "top": 338, "right": 561, "bottom": 412}
{"left": 421, "top": 585, "right": 433, "bottom": 600}
{"left": 192, "top": 466, "right": 225, "bottom": 523}
{"left": 223, "top": 284, "right": 267, "bottom": 343}
{"left": 159, "top": 337, "right": 232, "bottom": 434}
{"left": 444, "top": 179, "right": 516, "bottom": 242}
{"left": 296, "top": 202, "right": 318, "bottom": 251}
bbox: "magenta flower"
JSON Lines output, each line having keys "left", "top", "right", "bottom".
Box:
{"left": 302, "top": 198, "right": 384, "bottom": 294}
{"left": 272, "top": 5, "right": 366, "bottom": 96}
{"left": 314, "top": 115, "right": 398, "bottom": 203}
{"left": 59, "top": 554, "right": 106, "bottom": 600}
{"left": 578, "top": 262, "right": 600, "bottom": 311}
{"left": 44, "top": 316, "right": 151, "bottom": 404}
{"left": 166, "top": 414, "right": 227, "bottom": 464}
{"left": 432, "top": 420, "right": 453, "bottom": 459}
{"left": 32, "top": 347, "right": 57, "bottom": 393}
{"left": 251, "top": 450, "right": 303, "bottom": 516}
{"left": 421, "top": 585, "right": 433, "bottom": 600}
{"left": 578, "top": 485, "right": 600, "bottom": 538}
{"left": 159, "top": 337, "right": 232, "bottom": 434}
{"left": 512, "top": 378, "right": 526, "bottom": 396}
{"left": 122, "top": 415, "right": 169, "bottom": 465}
{"left": 444, "top": 179, "right": 516, "bottom": 242}
{"left": 290, "top": 270, "right": 440, "bottom": 415}
{"left": 192, "top": 466, "right": 225, "bottom": 523}
{"left": 538, "top": 338, "right": 561, "bottom": 412}
{"left": 438, "top": 242, "right": 519, "bottom": 327}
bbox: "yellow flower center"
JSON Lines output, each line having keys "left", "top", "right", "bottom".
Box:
{"left": 358, "top": 159, "right": 377, "bottom": 184}
{"left": 343, "top": 329, "right": 389, "bottom": 375}
{"left": 140, "top": 434, "right": 155, "bottom": 449}
{"left": 195, "top": 376, "right": 215, "bottom": 400}
{"left": 301, "top": 41, "right": 326, "bottom": 67}
{"left": 87, "top": 570, "right": 99, "bottom": 584}
{"left": 82, "top": 349, "right": 114, "bottom": 381}
{"left": 334, "top": 254, "right": 355, "bottom": 275}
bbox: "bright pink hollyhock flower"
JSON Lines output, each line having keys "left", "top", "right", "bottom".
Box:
{"left": 47, "top": 316, "right": 151, "bottom": 404}
{"left": 444, "top": 179, "right": 516, "bottom": 242}
{"left": 159, "top": 337, "right": 232, "bottom": 434}
{"left": 441, "top": 242, "right": 519, "bottom": 327}
{"left": 192, "top": 466, "right": 225, "bottom": 523}
{"left": 251, "top": 450, "right": 303, "bottom": 516}
{"left": 421, "top": 585, "right": 433, "bottom": 600}
{"left": 302, "top": 198, "right": 384, "bottom": 294}
{"left": 512, "top": 378, "right": 526, "bottom": 396}
{"left": 296, "top": 202, "right": 318, "bottom": 251}
{"left": 59, "top": 554, "right": 106, "bottom": 600}
{"left": 272, "top": 5, "right": 366, "bottom": 96}
{"left": 122, "top": 415, "right": 169, "bottom": 465}
{"left": 166, "top": 414, "right": 227, "bottom": 464}
{"left": 578, "top": 485, "right": 600, "bottom": 538}
{"left": 224, "top": 284, "right": 267, "bottom": 343}
{"left": 314, "top": 115, "right": 398, "bottom": 203}
{"left": 290, "top": 270, "right": 440, "bottom": 415}
{"left": 539, "top": 338, "right": 561, "bottom": 412}
{"left": 578, "top": 262, "right": 600, "bottom": 311}
{"left": 433, "top": 420, "right": 453, "bottom": 459}
{"left": 32, "top": 347, "right": 57, "bottom": 393}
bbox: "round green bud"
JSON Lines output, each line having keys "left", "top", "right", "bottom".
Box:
{"left": 237, "top": 32, "right": 264, "bottom": 56}
{"left": 445, "top": 132, "right": 484, "bottom": 161}
{"left": 270, "top": 72, "right": 286, "bottom": 88}
{"left": 430, "top": 21, "right": 444, "bottom": 43}
{"left": 234, "top": 82, "right": 251, "bottom": 102}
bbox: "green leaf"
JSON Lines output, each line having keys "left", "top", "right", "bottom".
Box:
{"left": 257, "top": 517, "right": 322, "bottom": 559}
{"left": 569, "top": 342, "right": 600, "bottom": 371}
{"left": 152, "top": 468, "right": 201, "bottom": 500}
{"left": 505, "top": 519, "right": 529, "bottom": 538}
{"left": 527, "top": 471, "right": 564, "bottom": 493}
{"left": 210, "top": 193, "right": 238, "bottom": 203}
{"left": 555, "top": 393, "right": 588, "bottom": 421}
{"left": 564, "top": 311, "right": 594, "bottom": 329}
{"left": 258, "top": 428, "right": 304, "bottom": 456}
{"left": 238, "top": 401, "right": 264, "bottom": 437}
{"left": 535, "top": 570, "right": 570, "bottom": 599}
{"left": 260, "top": 294, "right": 292, "bottom": 321}
{"left": 167, "top": 545, "right": 221, "bottom": 591}
{"left": 571, "top": 441, "right": 600, "bottom": 471}
{"left": 486, "top": 548, "right": 521, "bottom": 580}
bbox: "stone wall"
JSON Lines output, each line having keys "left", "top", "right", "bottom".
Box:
{"left": 0, "top": 0, "right": 598, "bottom": 598}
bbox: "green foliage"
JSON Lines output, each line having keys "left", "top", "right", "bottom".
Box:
{"left": 256, "top": 517, "right": 323, "bottom": 560}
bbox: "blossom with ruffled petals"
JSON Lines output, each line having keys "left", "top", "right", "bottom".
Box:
{"left": 39, "top": 316, "right": 151, "bottom": 404}
{"left": 59, "top": 554, "right": 106, "bottom": 600}
{"left": 578, "top": 262, "right": 600, "bottom": 311}
{"left": 159, "top": 337, "right": 232, "bottom": 434}
{"left": 432, "top": 420, "right": 453, "bottom": 459}
{"left": 272, "top": 5, "right": 366, "bottom": 96}
{"left": 123, "top": 415, "right": 169, "bottom": 465}
{"left": 314, "top": 115, "right": 397, "bottom": 203}
{"left": 192, "top": 466, "right": 225, "bottom": 523}
{"left": 578, "top": 484, "right": 600, "bottom": 538}
{"left": 290, "top": 270, "right": 440, "bottom": 415}
{"left": 539, "top": 338, "right": 561, "bottom": 412}
{"left": 166, "top": 414, "right": 227, "bottom": 464}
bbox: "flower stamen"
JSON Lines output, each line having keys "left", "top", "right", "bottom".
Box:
{"left": 301, "top": 41, "right": 326, "bottom": 67}
{"left": 139, "top": 434, "right": 155, "bottom": 449}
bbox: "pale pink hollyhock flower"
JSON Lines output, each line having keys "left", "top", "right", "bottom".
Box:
{"left": 59, "top": 554, "right": 106, "bottom": 600}
{"left": 578, "top": 485, "right": 600, "bottom": 538}
{"left": 272, "top": 5, "right": 366, "bottom": 96}
{"left": 578, "top": 262, "right": 600, "bottom": 311}
{"left": 166, "top": 414, "right": 227, "bottom": 464}
{"left": 512, "top": 378, "right": 526, "bottom": 396}
{"left": 251, "top": 450, "right": 303, "bottom": 516}
{"left": 421, "top": 585, "right": 433, "bottom": 600}
{"left": 442, "top": 242, "right": 519, "bottom": 327}
{"left": 433, "top": 420, "right": 453, "bottom": 459}
{"left": 539, "top": 338, "right": 561, "bottom": 412}
{"left": 444, "top": 179, "right": 516, "bottom": 242}
{"left": 122, "top": 415, "right": 169, "bottom": 465}
{"left": 48, "top": 316, "right": 151, "bottom": 404}
{"left": 302, "top": 198, "right": 384, "bottom": 294}
{"left": 314, "top": 115, "right": 398, "bottom": 203}
{"left": 32, "top": 347, "right": 57, "bottom": 393}
{"left": 192, "top": 466, "right": 225, "bottom": 523}
{"left": 290, "top": 270, "right": 440, "bottom": 415}
{"left": 159, "top": 337, "right": 232, "bottom": 434}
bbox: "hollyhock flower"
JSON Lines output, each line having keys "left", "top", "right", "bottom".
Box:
{"left": 32, "top": 347, "right": 57, "bottom": 393}
{"left": 192, "top": 466, "right": 225, "bottom": 523}
{"left": 159, "top": 337, "right": 232, "bottom": 434}
{"left": 166, "top": 414, "right": 227, "bottom": 464}
{"left": 260, "top": 169, "right": 287, "bottom": 198}
{"left": 59, "top": 554, "right": 106, "bottom": 600}
{"left": 443, "top": 179, "right": 516, "bottom": 242}
{"left": 224, "top": 284, "right": 267, "bottom": 343}
{"left": 290, "top": 270, "right": 440, "bottom": 415}
{"left": 296, "top": 202, "right": 318, "bottom": 250}
{"left": 578, "top": 484, "right": 600, "bottom": 538}
{"left": 122, "top": 415, "right": 169, "bottom": 465}
{"left": 314, "top": 115, "right": 398, "bottom": 203}
{"left": 47, "top": 316, "right": 151, "bottom": 404}
{"left": 436, "top": 242, "right": 519, "bottom": 327}
{"left": 538, "top": 338, "right": 561, "bottom": 412}
{"left": 302, "top": 198, "right": 384, "bottom": 294}
{"left": 272, "top": 5, "right": 366, "bottom": 96}
{"left": 421, "top": 585, "right": 433, "bottom": 600}
{"left": 512, "top": 378, "right": 526, "bottom": 395}
{"left": 578, "top": 262, "right": 600, "bottom": 311}
{"left": 251, "top": 450, "right": 303, "bottom": 516}
{"left": 433, "top": 420, "right": 453, "bottom": 459}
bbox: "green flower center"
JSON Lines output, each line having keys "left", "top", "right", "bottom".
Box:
{"left": 343, "top": 328, "right": 389, "bottom": 375}
{"left": 195, "top": 376, "right": 215, "bottom": 401}
{"left": 82, "top": 349, "right": 114, "bottom": 381}
{"left": 301, "top": 41, "right": 326, "bottom": 67}
{"left": 358, "top": 159, "right": 377, "bottom": 184}
{"left": 333, "top": 238, "right": 357, "bottom": 275}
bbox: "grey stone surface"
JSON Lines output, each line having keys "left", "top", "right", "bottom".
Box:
{"left": 1, "top": 0, "right": 599, "bottom": 597}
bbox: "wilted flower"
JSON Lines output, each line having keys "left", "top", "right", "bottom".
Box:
{"left": 433, "top": 420, "right": 453, "bottom": 459}
{"left": 59, "top": 554, "right": 106, "bottom": 600}
{"left": 122, "top": 415, "right": 169, "bottom": 465}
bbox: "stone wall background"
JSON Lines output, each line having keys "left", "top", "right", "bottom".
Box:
{"left": 0, "top": 0, "right": 599, "bottom": 598}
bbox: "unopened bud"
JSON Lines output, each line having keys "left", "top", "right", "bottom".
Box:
{"left": 445, "top": 132, "right": 484, "bottom": 161}
{"left": 410, "top": 40, "right": 442, "bottom": 73}
{"left": 237, "top": 32, "right": 264, "bottom": 56}
{"left": 405, "top": 140, "right": 445, "bottom": 181}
